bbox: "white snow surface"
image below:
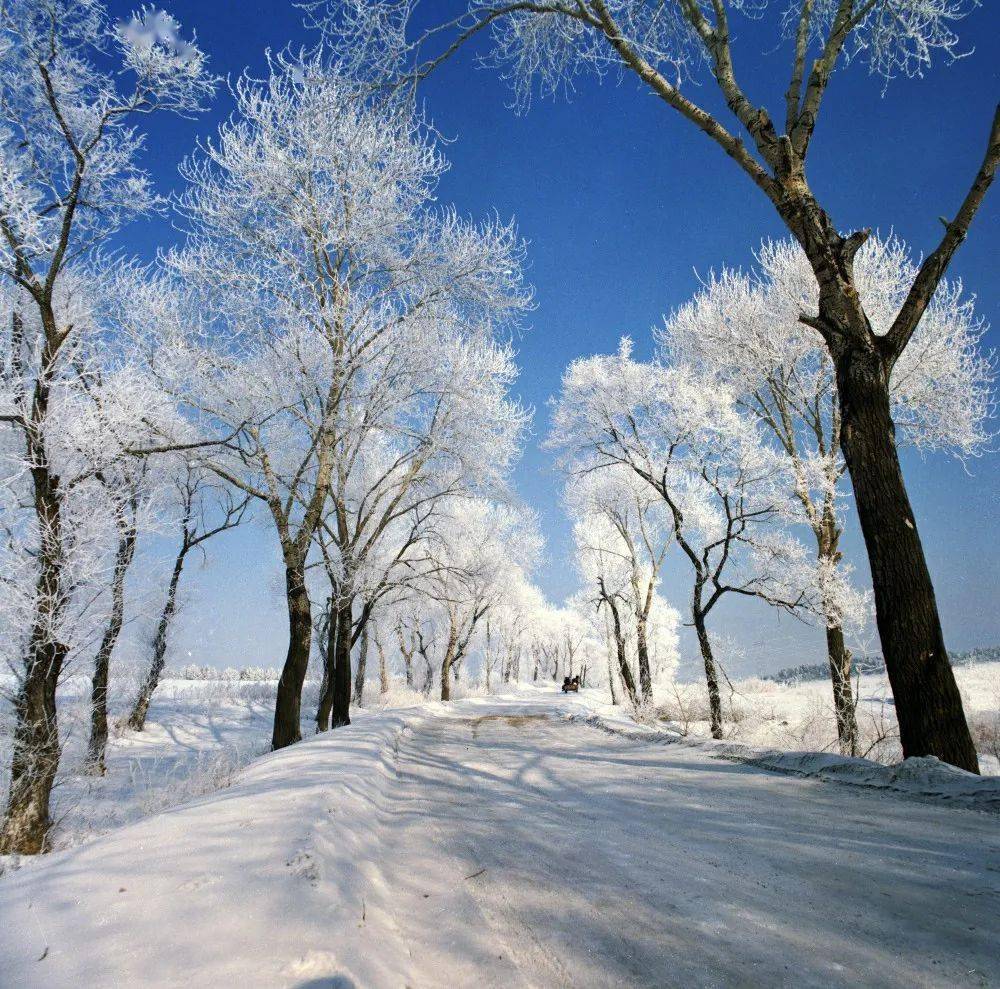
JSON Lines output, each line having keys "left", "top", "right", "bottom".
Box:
{"left": 1, "top": 686, "right": 998, "bottom": 988}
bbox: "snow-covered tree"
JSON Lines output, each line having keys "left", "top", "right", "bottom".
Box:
{"left": 0, "top": 0, "right": 214, "bottom": 854}
{"left": 411, "top": 499, "right": 541, "bottom": 701}
{"left": 659, "top": 234, "right": 992, "bottom": 753}
{"left": 551, "top": 341, "right": 811, "bottom": 737}
{"left": 135, "top": 57, "right": 528, "bottom": 747}
{"left": 316, "top": 0, "right": 998, "bottom": 771}
{"left": 126, "top": 464, "right": 249, "bottom": 733}
{"left": 567, "top": 466, "right": 674, "bottom": 704}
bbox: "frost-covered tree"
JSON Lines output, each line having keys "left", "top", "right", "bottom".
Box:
{"left": 126, "top": 464, "right": 249, "bottom": 733}
{"left": 316, "top": 0, "right": 998, "bottom": 771}
{"left": 0, "top": 0, "right": 214, "bottom": 853}
{"left": 414, "top": 499, "right": 540, "bottom": 701}
{"left": 137, "top": 57, "right": 528, "bottom": 748}
{"left": 567, "top": 466, "right": 673, "bottom": 703}
{"left": 551, "top": 341, "right": 811, "bottom": 737}
{"left": 659, "top": 234, "right": 992, "bottom": 754}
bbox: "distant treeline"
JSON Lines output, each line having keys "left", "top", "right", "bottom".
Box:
{"left": 765, "top": 646, "right": 1000, "bottom": 685}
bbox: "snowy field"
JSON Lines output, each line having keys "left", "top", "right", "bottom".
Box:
{"left": 1, "top": 661, "right": 998, "bottom": 857}
{"left": 659, "top": 661, "right": 1000, "bottom": 776}
{"left": 1, "top": 679, "right": 999, "bottom": 987}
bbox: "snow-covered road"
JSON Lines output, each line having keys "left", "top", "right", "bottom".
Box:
{"left": 380, "top": 711, "right": 999, "bottom": 988}
{"left": 1, "top": 693, "right": 998, "bottom": 988}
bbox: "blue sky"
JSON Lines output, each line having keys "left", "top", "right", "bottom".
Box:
{"left": 111, "top": 1, "right": 1000, "bottom": 675}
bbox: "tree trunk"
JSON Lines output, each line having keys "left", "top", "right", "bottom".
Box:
{"left": 88, "top": 520, "right": 137, "bottom": 774}
{"left": 316, "top": 598, "right": 337, "bottom": 733}
{"left": 635, "top": 614, "right": 653, "bottom": 704}
{"left": 128, "top": 548, "right": 186, "bottom": 733}
{"left": 440, "top": 635, "right": 457, "bottom": 702}
{"left": 330, "top": 600, "right": 353, "bottom": 728}
{"left": 606, "top": 599, "right": 638, "bottom": 707}
{"left": 0, "top": 640, "right": 67, "bottom": 855}
{"left": 604, "top": 615, "right": 620, "bottom": 705}
{"left": 834, "top": 343, "right": 978, "bottom": 772}
{"left": 1, "top": 384, "right": 70, "bottom": 855}
{"left": 376, "top": 628, "right": 389, "bottom": 695}
{"left": 353, "top": 623, "right": 369, "bottom": 706}
{"left": 826, "top": 623, "right": 858, "bottom": 757}
{"left": 693, "top": 607, "right": 723, "bottom": 740}
{"left": 271, "top": 565, "right": 312, "bottom": 750}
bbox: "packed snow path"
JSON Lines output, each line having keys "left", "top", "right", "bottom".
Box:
{"left": 1, "top": 695, "right": 997, "bottom": 988}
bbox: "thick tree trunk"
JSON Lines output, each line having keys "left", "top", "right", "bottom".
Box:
{"left": 1, "top": 382, "right": 70, "bottom": 855}
{"left": 128, "top": 550, "right": 186, "bottom": 733}
{"left": 693, "top": 606, "right": 723, "bottom": 740}
{"left": 330, "top": 600, "right": 353, "bottom": 728}
{"left": 271, "top": 565, "right": 312, "bottom": 750}
{"left": 0, "top": 640, "right": 67, "bottom": 855}
{"left": 88, "top": 522, "right": 137, "bottom": 774}
{"left": 834, "top": 343, "right": 978, "bottom": 772}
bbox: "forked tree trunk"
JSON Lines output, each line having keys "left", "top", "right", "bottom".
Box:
{"left": 88, "top": 519, "right": 138, "bottom": 774}
{"left": 272, "top": 565, "right": 313, "bottom": 750}
{"left": 128, "top": 549, "right": 186, "bottom": 733}
{"left": 833, "top": 341, "right": 978, "bottom": 771}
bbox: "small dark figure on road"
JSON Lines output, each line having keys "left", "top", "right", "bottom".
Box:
{"left": 562, "top": 676, "right": 580, "bottom": 693}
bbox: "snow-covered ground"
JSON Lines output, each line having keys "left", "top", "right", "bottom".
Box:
{"left": 660, "top": 661, "right": 1000, "bottom": 775}
{"left": 1, "top": 686, "right": 998, "bottom": 988}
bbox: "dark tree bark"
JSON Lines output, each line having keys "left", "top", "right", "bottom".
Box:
{"left": 316, "top": 597, "right": 345, "bottom": 731}
{"left": 832, "top": 339, "right": 977, "bottom": 769}
{"left": 598, "top": 582, "right": 638, "bottom": 708}
{"left": 271, "top": 565, "right": 313, "bottom": 750}
{"left": 330, "top": 599, "right": 354, "bottom": 728}
{"left": 1, "top": 345, "right": 70, "bottom": 855}
{"left": 692, "top": 598, "right": 724, "bottom": 741}
{"left": 440, "top": 630, "right": 458, "bottom": 702}
{"left": 88, "top": 507, "right": 138, "bottom": 774}
{"left": 128, "top": 548, "right": 185, "bottom": 733}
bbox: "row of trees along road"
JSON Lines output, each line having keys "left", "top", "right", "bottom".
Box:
{"left": 0, "top": 3, "right": 535, "bottom": 854}
{"left": 312, "top": 0, "right": 1000, "bottom": 772}
{"left": 1, "top": 0, "right": 996, "bottom": 856}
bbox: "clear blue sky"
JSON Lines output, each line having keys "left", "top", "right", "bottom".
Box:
{"left": 112, "top": 1, "right": 1000, "bottom": 676}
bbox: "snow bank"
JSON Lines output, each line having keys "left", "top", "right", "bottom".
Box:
{"left": 558, "top": 690, "right": 1000, "bottom": 813}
